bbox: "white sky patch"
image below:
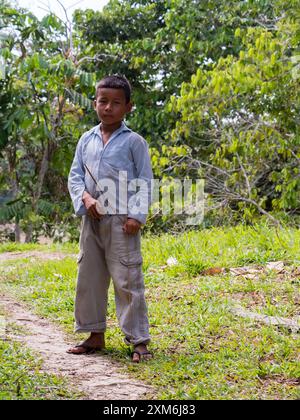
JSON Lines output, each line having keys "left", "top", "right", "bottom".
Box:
{"left": 16, "top": 0, "right": 109, "bottom": 20}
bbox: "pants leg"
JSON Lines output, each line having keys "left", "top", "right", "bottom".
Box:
{"left": 104, "top": 215, "right": 151, "bottom": 346}
{"left": 74, "top": 215, "right": 111, "bottom": 333}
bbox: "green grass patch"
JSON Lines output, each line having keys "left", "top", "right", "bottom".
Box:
{"left": 0, "top": 312, "right": 82, "bottom": 400}
{"left": 0, "top": 241, "right": 79, "bottom": 254}
{"left": 142, "top": 222, "right": 300, "bottom": 272}
{"left": 0, "top": 223, "right": 299, "bottom": 399}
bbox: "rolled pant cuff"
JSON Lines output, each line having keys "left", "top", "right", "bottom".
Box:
{"left": 75, "top": 321, "right": 106, "bottom": 333}
{"left": 124, "top": 336, "right": 151, "bottom": 346}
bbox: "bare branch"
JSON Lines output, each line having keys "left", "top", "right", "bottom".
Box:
{"left": 76, "top": 53, "right": 119, "bottom": 65}
{"left": 230, "top": 196, "right": 280, "bottom": 226}
{"left": 67, "top": 0, "right": 84, "bottom": 10}
{"left": 56, "top": 0, "right": 70, "bottom": 24}
{"left": 235, "top": 152, "right": 251, "bottom": 197}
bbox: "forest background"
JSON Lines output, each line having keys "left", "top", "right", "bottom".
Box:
{"left": 0, "top": 0, "right": 299, "bottom": 242}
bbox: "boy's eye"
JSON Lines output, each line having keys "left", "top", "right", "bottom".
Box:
{"left": 97, "top": 100, "right": 121, "bottom": 105}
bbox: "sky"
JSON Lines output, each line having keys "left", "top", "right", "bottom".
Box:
{"left": 16, "top": 0, "right": 109, "bottom": 20}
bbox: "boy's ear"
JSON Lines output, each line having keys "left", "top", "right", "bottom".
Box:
{"left": 126, "top": 101, "right": 133, "bottom": 113}
{"left": 93, "top": 99, "right": 97, "bottom": 109}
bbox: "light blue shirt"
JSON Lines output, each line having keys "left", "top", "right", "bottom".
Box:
{"left": 68, "top": 121, "right": 153, "bottom": 224}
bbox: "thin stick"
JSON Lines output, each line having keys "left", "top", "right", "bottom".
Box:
{"left": 84, "top": 164, "right": 98, "bottom": 187}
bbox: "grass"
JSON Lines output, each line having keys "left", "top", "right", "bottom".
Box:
{"left": 0, "top": 222, "right": 299, "bottom": 399}
{"left": 141, "top": 222, "right": 300, "bottom": 271}
{"left": 0, "top": 309, "right": 82, "bottom": 400}
{"left": 0, "top": 241, "right": 78, "bottom": 254}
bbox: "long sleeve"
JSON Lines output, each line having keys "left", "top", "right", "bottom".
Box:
{"left": 128, "top": 137, "right": 153, "bottom": 224}
{"left": 68, "top": 138, "right": 87, "bottom": 216}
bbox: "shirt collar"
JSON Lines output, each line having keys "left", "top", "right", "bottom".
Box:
{"left": 93, "top": 120, "right": 131, "bottom": 139}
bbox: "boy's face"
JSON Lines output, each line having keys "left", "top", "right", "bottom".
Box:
{"left": 94, "top": 88, "right": 132, "bottom": 126}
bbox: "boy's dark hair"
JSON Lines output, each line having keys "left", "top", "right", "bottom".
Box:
{"left": 96, "top": 75, "right": 132, "bottom": 103}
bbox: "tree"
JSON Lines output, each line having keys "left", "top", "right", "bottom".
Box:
{"left": 0, "top": 2, "right": 95, "bottom": 241}
{"left": 1, "top": 0, "right": 298, "bottom": 240}
{"left": 166, "top": 0, "right": 300, "bottom": 224}
{"left": 73, "top": 1, "right": 278, "bottom": 145}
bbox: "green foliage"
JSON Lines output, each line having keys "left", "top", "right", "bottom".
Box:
{"left": 64, "top": 88, "right": 93, "bottom": 110}
{"left": 0, "top": 198, "right": 29, "bottom": 221}
{"left": 0, "top": 3, "right": 95, "bottom": 241}
{"left": 166, "top": 2, "right": 300, "bottom": 222}
{"left": 0, "top": 0, "right": 299, "bottom": 242}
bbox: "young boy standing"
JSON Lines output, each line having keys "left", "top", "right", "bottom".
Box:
{"left": 67, "top": 75, "right": 153, "bottom": 362}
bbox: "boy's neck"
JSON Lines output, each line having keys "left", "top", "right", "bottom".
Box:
{"left": 100, "top": 121, "right": 122, "bottom": 134}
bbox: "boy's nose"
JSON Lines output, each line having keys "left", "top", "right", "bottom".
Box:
{"left": 105, "top": 103, "right": 112, "bottom": 111}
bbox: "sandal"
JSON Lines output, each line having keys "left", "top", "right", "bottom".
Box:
{"left": 131, "top": 349, "right": 153, "bottom": 363}
{"left": 67, "top": 343, "right": 104, "bottom": 355}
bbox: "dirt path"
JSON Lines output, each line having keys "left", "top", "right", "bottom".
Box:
{"left": 0, "top": 251, "right": 154, "bottom": 400}
{"left": 0, "top": 250, "right": 77, "bottom": 262}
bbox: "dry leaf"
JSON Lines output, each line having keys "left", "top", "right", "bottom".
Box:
{"left": 202, "top": 267, "right": 225, "bottom": 276}
{"left": 266, "top": 261, "right": 285, "bottom": 272}
{"left": 230, "top": 266, "right": 261, "bottom": 276}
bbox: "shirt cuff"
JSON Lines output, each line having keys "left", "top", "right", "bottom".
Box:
{"left": 73, "top": 187, "right": 87, "bottom": 216}
{"left": 127, "top": 213, "right": 147, "bottom": 225}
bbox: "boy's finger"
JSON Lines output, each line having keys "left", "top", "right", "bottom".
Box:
{"left": 87, "top": 209, "right": 96, "bottom": 219}
{"left": 123, "top": 222, "right": 132, "bottom": 234}
{"left": 92, "top": 203, "right": 102, "bottom": 219}
{"left": 128, "top": 226, "right": 134, "bottom": 234}
{"left": 124, "top": 223, "right": 138, "bottom": 235}
{"left": 88, "top": 206, "right": 99, "bottom": 219}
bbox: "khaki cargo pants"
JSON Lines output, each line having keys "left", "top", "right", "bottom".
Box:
{"left": 74, "top": 214, "right": 150, "bottom": 346}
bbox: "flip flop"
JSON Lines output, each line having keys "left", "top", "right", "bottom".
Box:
{"left": 131, "top": 349, "right": 153, "bottom": 363}
{"left": 67, "top": 343, "right": 104, "bottom": 355}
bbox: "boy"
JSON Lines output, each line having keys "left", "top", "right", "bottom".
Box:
{"left": 67, "top": 75, "right": 153, "bottom": 362}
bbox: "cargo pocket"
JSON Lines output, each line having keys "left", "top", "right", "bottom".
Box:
{"left": 119, "top": 250, "right": 143, "bottom": 267}
{"left": 77, "top": 251, "right": 84, "bottom": 264}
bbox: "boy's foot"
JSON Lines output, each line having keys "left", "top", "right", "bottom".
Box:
{"left": 67, "top": 332, "right": 105, "bottom": 354}
{"left": 131, "top": 343, "right": 153, "bottom": 363}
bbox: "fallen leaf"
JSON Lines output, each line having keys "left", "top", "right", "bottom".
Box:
{"left": 201, "top": 267, "right": 225, "bottom": 276}
{"left": 230, "top": 266, "right": 261, "bottom": 276}
{"left": 266, "top": 261, "right": 285, "bottom": 272}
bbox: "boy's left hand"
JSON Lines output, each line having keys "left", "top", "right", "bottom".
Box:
{"left": 122, "top": 218, "right": 141, "bottom": 235}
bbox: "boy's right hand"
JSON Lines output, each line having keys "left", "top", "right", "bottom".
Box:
{"left": 82, "top": 191, "right": 102, "bottom": 220}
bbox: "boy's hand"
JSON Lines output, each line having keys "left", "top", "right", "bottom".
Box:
{"left": 122, "top": 218, "right": 141, "bottom": 235}
{"left": 82, "top": 191, "right": 102, "bottom": 220}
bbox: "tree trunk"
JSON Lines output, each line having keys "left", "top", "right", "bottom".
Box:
{"left": 14, "top": 222, "right": 21, "bottom": 242}
{"left": 25, "top": 224, "right": 33, "bottom": 243}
